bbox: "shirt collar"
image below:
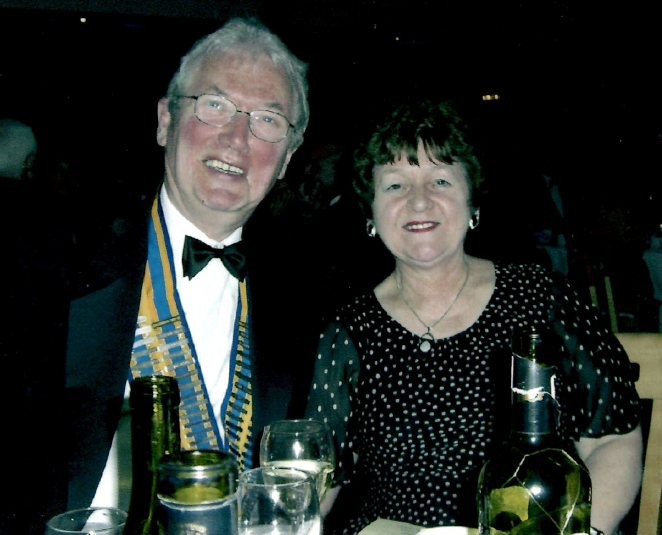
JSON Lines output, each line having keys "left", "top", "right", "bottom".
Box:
{"left": 160, "top": 185, "right": 243, "bottom": 278}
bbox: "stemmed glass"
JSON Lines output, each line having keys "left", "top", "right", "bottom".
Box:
{"left": 237, "top": 466, "right": 320, "bottom": 535}
{"left": 260, "top": 419, "right": 336, "bottom": 503}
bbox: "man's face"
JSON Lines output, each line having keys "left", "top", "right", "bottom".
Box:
{"left": 157, "top": 50, "right": 296, "bottom": 240}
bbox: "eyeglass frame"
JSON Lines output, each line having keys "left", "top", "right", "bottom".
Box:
{"left": 176, "top": 94, "right": 295, "bottom": 143}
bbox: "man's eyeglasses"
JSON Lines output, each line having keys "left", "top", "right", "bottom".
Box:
{"left": 178, "top": 94, "right": 294, "bottom": 143}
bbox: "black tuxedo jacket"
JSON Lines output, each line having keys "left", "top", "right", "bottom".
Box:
{"left": 3, "top": 189, "right": 321, "bottom": 535}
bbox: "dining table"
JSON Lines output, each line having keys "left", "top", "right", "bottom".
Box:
{"left": 357, "top": 518, "right": 478, "bottom": 535}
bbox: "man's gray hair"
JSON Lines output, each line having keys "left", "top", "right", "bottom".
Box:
{"left": 165, "top": 17, "right": 309, "bottom": 151}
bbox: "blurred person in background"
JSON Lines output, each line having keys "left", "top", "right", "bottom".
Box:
{"left": 0, "top": 117, "right": 37, "bottom": 181}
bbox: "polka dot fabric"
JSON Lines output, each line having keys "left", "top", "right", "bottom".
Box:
{"left": 306, "top": 263, "right": 640, "bottom": 533}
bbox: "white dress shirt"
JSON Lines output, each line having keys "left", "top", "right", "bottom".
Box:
{"left": 91, "top": 185, "right": 241, "bottom": 509}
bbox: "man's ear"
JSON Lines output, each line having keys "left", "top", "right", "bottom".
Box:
{"left": 277, "top": 149, "right": 296, "bottom": 180}
{"left": 156, "top": 98, "right": 171, "bottom": 147}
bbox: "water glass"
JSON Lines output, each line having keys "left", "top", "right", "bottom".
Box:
{"left": 237, "top": 466, "right": 320, "bottom": 535}
{"left": 44, "top": 507, "right": 127, "bottom": 535}
{"left": 157, "top": 450, "right": 239, "bottom": 535}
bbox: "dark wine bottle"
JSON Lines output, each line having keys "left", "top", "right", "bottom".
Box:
{"left": 477, "top": 325, "right": 592, "bottom": 534}
{"left": 124, "top": 375, "right": 181, "bottom": 535}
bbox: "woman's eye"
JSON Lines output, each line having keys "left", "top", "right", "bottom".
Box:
{"left": 385, "top": 183, "right": 402, "bottom": 191}
{"left": 434, "top": 178, "right": 450, "bottom": 187}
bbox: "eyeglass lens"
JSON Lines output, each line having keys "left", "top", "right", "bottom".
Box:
{"left": 194, "top": 94, "right": 290, "bottom": 142}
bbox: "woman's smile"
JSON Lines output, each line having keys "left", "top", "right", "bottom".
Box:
{"left": 403, "top": 220, "right": 439, "bottom": 232}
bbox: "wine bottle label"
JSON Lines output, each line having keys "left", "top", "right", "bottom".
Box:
{"left": 512, "top": 353, "right": 555, "bottom": 392}
{"left": 511, "top": 353, "right": 559, "bottom": 435}
{"left": 512, "top": 385, "right": 546, "bottom": 401}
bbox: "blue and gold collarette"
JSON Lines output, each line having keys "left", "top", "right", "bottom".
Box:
{"left": 130, "top": 197, "right": 254, "bottom": 470}
{"left": 224, "top": 282, "right": 253, "bottom": 471}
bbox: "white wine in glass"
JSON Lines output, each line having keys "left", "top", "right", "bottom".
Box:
{"left": 260, "top": 419, "right": 336, "bottom": 502}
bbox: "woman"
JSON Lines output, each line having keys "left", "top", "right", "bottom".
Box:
{"left": 307, "top": 99, "right": 642, "bottom": 535}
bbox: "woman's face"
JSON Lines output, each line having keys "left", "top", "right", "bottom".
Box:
{"left": 372, "top": 140, "right": 473, "bottom": 268}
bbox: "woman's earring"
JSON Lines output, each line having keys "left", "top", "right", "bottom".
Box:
{"left": 469, "top": 210, "right": 480, "bottom": 230}
{"left": 366, "top": 219, "right": 377, "bottom": 238}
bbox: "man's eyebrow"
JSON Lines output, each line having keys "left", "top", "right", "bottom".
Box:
{"left": 263, "top": 101, "right": 287, "bottom": 113}
{"left": 202, "top": 85, "right": 227, "bottom": 97}
{"left": 202, "top": 86, "right": 289, "bottom": 114}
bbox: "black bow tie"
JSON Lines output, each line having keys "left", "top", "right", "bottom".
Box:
{"left": 182, "top": 235, "right": 247, "bottom": 281}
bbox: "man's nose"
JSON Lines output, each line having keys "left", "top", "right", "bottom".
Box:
{"left": 219, "top": 111, "right": 251, "bottom": 153}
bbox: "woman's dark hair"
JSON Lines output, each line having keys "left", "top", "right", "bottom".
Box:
{"left": 352, "top": 99, "right": 483, "bottom": 218}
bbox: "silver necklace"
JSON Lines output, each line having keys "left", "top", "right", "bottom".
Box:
{"left": 395, "top": 259, "right": 470, "bottom": 353}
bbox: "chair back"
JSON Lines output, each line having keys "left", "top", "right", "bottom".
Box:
{"left": 616, "top": 332, "right": 662, "bottom": 535}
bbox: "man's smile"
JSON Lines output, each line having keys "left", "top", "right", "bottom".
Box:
{"left": 204, "top": 158, "right": 244, "bottom": 176}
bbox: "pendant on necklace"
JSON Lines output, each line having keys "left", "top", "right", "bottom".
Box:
{"left": 419, "top": 332, "right": 434, "bottom": 353}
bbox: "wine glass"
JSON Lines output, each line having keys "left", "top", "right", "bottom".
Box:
{"left": 260, "top": 419, "right": 336, "bottom": 503}
{"left": 237, "top": 466, "right": 320, "bottom": 535}
{"left": 44, "top": 507, "right": 127, "bottom": 535}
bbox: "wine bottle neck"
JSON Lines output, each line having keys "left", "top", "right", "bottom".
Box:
{"left": 510, "top": 403, "right": 558, "bottom": 439}
{"left": 125, "top": 377, "right": 181, "bottom": 535}
{"left": 511, "top": 353, "right": 558, "bottom": 438}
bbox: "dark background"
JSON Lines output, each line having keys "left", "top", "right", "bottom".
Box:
{"left": 1, "top": 0, "right": 661, "bottom": 326}
{"left": 2, "top": 2, "right": 659, "bottom": 188}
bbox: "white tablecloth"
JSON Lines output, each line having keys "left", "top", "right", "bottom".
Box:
{"left": 357, "top": 519, "right": 477, "bottom": 535}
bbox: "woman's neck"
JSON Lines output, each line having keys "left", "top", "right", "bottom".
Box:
{"left": 395, "top": 254, "right": 471, "bottom": 304}
{"left": 374, "top": 255, "right": 495, "bottom": 341}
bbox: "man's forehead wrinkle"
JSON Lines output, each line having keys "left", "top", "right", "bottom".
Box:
{"left": 192, "top": 65, "right": 292, "bottom": 116}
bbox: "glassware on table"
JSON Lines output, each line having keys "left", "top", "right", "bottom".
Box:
{"left": 237, "top": 466, "right": 320, "bottom": 535}
{"left": 157, "top": 450, "right": 239, "bottom": 535}
{"left": 44, "top": 507, "right": 127, "bottom": 535}
{"left": 259, "top": 419, "right": 335, "bottom": 502}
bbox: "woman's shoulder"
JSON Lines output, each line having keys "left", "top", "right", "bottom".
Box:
{"left": 494, "top": 261, "right": 560, "bottom": 291}
{"left": 490, "top": 261, "right": 572, "bottom": 313}
{"left": 325, "top": 291, "right": 379, "bottom": 325}
{"left": 495, "top": 260, "right": 552, "bottom": 277}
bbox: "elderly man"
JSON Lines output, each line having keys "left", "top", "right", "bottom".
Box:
{"left": 4, "top": 17, "right": 317, "bottom": 535}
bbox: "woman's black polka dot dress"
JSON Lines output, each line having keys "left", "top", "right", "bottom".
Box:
{"left": 307, "top": 263, "right": 640, "bottom": 534}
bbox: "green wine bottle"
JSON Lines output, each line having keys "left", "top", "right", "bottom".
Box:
{"left": 477, "top": 325, "right": 592, "bottom": 535}
{"left": 124, "top": 376, "right": 181, "bottom": 535}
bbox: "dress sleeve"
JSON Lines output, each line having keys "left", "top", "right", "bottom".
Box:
{"left": 547, "top": 271, "right": 641, "bottom": 440}
{"left": 304, "top": 322, "right": 360, "bottom": 485}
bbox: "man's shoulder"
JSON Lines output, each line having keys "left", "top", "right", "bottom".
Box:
{"left": 70, "top": 195, "right": 152, "bottom": 297}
